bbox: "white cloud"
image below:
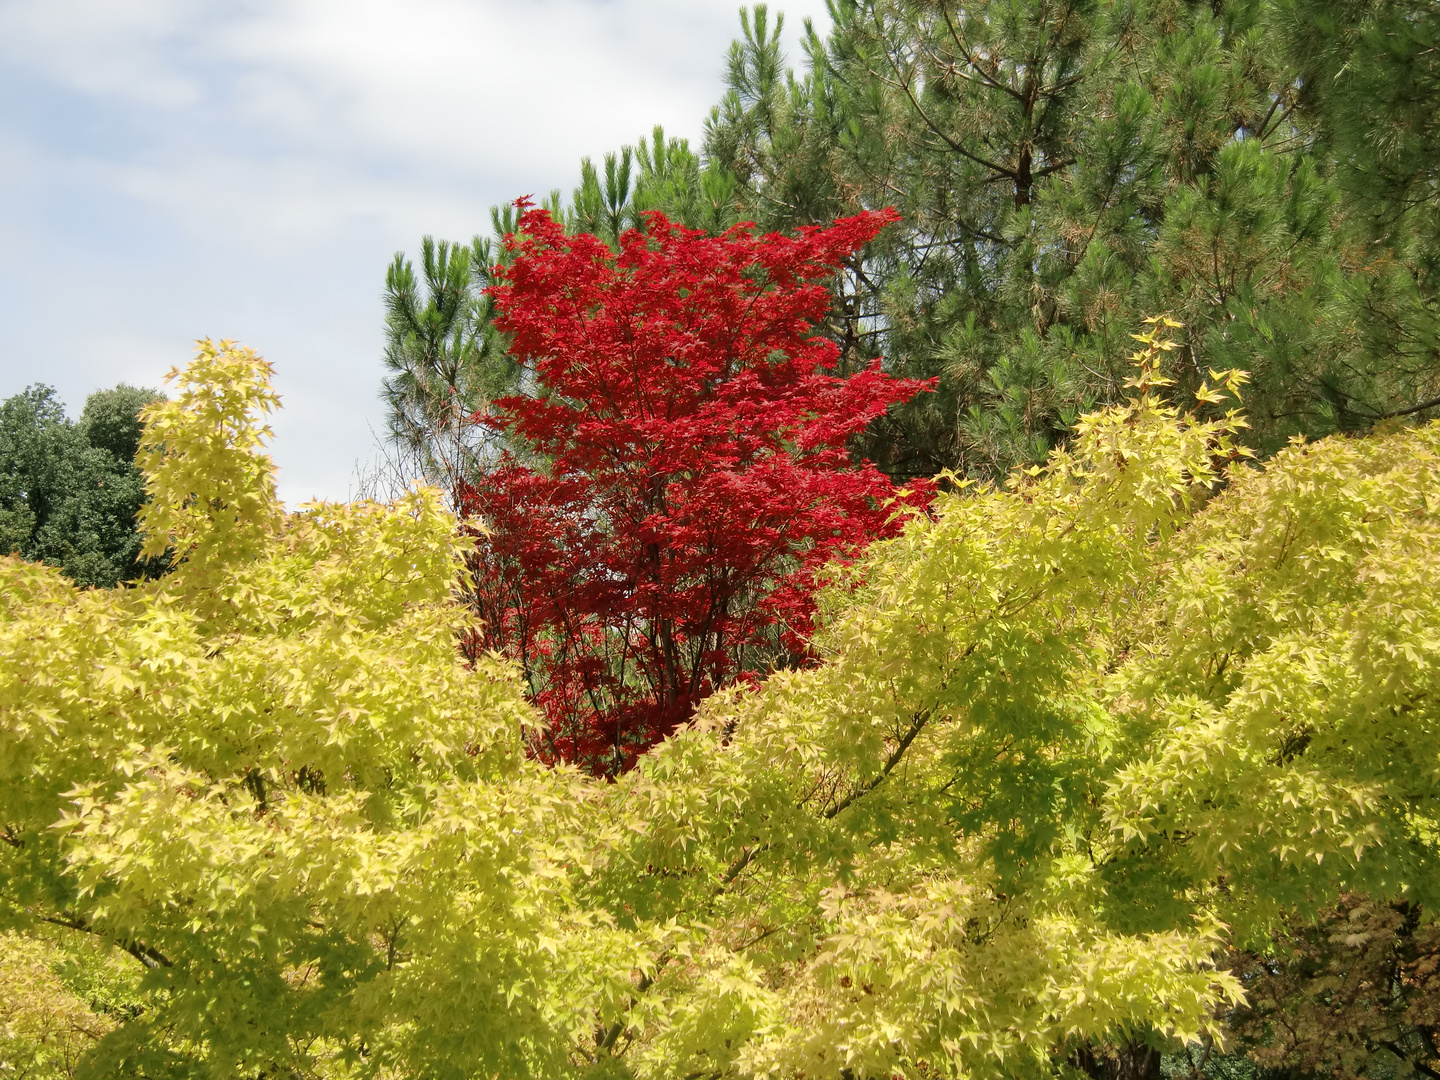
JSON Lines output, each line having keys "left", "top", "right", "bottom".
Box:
{"left": 0, "top": 0, "right": 207, "bottom": 107}
{"left": 0, "top": 0, "right": 833, "bottom": 502}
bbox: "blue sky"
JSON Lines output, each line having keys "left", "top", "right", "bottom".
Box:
{"left": 0, "top": 0, "right": 830, "bottom": 503}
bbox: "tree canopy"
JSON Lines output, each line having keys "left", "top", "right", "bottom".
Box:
{"left": 0, "top": 383, "right": 165, "bottom": 588}
{"left": 463, "top": 204, "right": 931, "bottom": 773}
{"left": 701, "top": 0, "right": 1440, "bottom": 474}
{"left": 387, "top": 0, "right": 1440, "bottom": 488}
{"left": 4, "top": 333, "right": 1437, "bottom": 1077}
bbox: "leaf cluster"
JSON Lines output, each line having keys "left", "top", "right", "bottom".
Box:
{"left": 4, "top": 335, "right": 1438, "bottom": 1078}
{"left": 463, "top": 205, "right": 932, "bottom": 774}
{"left": 0, "top": 383, "right": 166, "bottom": 588}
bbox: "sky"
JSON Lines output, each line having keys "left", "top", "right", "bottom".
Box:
{"left": 0, "top": 0, "right": 831, "bottom": 503}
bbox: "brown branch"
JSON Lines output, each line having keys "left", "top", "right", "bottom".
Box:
{"left": 937, "top": 4, "right": 1028, "bottom": 105}
{"left": 719, "top": 843, "right": 767, "bottom": 890}
{"left": 823, "top": 709, "right": 932, "bottom": 820}
{"left": 1324, "top": 384, "right": 1440, "bottom": 420}
{"left": 38, "top": 911, "right": 173, "bottom": 970}
{"left": 1032, "top": 158, "right": 1076, "bottom": 180}
{"left": 1375, "top": 393, "right": 1440, "bottom": 419}
{"left": 596, "top": 967, "right": 658, "bottom": 1053}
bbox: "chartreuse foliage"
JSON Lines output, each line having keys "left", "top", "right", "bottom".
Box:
{"left": 3, "top": 332, "right": 1439, "bottom": 1078}
{"left": 1102, "top": 409, "right": 1440, "bottom": 924}
{"left": 0, "top": 343, "right": 635, "bottom": 1078}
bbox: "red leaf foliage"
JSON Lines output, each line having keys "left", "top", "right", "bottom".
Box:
{"left": 457, "top": 204, "right": 933, "bottom": 774}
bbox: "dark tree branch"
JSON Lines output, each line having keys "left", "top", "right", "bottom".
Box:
{"left": 38, "top": 911, "right": 173, "bottom": 970}
{"left": 824, "top": 710, "right": 932, "bottom": 820}
{"left": 1323, "top": 383, "right": 1440, "bottom": 420}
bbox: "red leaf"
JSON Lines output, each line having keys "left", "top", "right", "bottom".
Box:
{"left": 461, "top": 203, "right": 931, "bottom": 775}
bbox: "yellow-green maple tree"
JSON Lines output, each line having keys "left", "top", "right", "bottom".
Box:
{"left": 1, "top": 330, "right": 1436, "bottom": 1078}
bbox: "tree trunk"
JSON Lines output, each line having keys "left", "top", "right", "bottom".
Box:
{"left": 1072, "top": 1039, "right": 1164, "bottom": 1080}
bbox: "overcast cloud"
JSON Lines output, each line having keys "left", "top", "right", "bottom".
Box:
{"left": 0, "top": 0, "right": 830, "bottom": 502}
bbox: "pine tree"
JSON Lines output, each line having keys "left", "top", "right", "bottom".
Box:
{"left": 1273, "top": 0, "right": 1440, "bottom": 423}
{"left": 694, "top": 0, "right": 1440, "bottom": 479}
{"left": 379, "top": 226, "right": 521, "bottom": 495}
{"left": 703, "top": 0, "right": 1354, "bottom": 477}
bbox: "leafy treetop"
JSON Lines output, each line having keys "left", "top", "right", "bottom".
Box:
{"left": 0, "top": 383, "right": 165, "bottom": 588}
{"left": 463, "top": 204, "right": 933, "bottom": 773}
{"left": 1, "top": 333, "right": 1437, "bottom": 1078}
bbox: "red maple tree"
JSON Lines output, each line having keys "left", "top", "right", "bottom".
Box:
{"left": 458, "top": 204, "right": 932, "bottom": 774}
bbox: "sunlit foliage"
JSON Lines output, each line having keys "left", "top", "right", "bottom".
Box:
{"left": 2, "top": 332, "right": 1436, "bottom": 1077}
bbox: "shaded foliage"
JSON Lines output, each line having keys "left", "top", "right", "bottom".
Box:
{"left": 1226, "top": 896, "right": 1440, "bottom": 1078}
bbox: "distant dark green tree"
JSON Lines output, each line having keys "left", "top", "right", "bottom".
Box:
{"left": 0, "top": 383, "right": 164, "bottom": 588}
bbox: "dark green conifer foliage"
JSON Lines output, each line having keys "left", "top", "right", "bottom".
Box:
{"left": 383, "top": 0, "right": 1440, "bottom": 485}
{"left": 381, "top": 229, "right": 521, "bottom": 490}
{"left": 0, "top": 383, "right": 164, "bottom": 588}
{"left": 701, "top": 0, "right": 1348, "bottom": 476}
{"left": 689, "top": 0, "right": 1440, "bottom": 477}
{"left": 1275, "top": 0, "right": 1440, "bottom": 422}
